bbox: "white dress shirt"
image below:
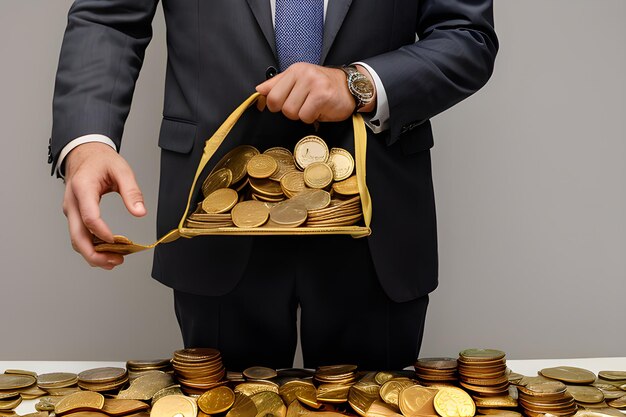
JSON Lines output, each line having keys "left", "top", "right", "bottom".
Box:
{"left": 56, "top": 0, "right": 390, "bottom": 176}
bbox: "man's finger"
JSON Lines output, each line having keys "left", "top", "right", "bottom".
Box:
{"left": 256, "top": 72, "right": 284, "bottom": 95}
{"left": 65, "top": 189, "right": 124, "bottom": 268}
{"left": 71, "top": 177, "right": 115, "bottom": 243}
{"left": 113, "top": 165, "right": 146, "bottom": 218}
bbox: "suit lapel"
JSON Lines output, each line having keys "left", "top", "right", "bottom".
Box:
{"left": 322, "top": 0, "right": 353, "bottom": 63}
{"left": 245, "top": 0, "right": 277, "bottom": 58}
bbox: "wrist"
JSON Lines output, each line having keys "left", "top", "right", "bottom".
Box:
{"left": 65, "top": 142, "right": 116, "bottom": 178}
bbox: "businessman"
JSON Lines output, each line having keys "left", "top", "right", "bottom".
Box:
{"left": 50, "top": 0, "right": 498, "bottom": 370}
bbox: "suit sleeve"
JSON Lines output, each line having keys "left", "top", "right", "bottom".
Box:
{"left": 362, "top": 0, "right": 499, "bottom": 145}
{"left": 49, "top": 0, "right": 159, "bottom": 174}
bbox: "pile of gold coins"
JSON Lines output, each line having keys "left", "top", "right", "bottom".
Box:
{"left": 1, "top": 347, "right": 625, "bottom": 417}
{"left": 186, "top": 135, "right": 363, "bottom": 230}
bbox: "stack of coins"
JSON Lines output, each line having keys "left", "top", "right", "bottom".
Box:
{"left": 188, "top": 135, "right": 363, "bottom": 231}
{"left": 243, "top": 366, "right": 278, "bottom": 381}
{"left": 517, "top": 380, "right": 578, "bottom": 417}
{"left": 172, "top": 348, "right": 226, "bottom": 395}
{"left": 0, "top": 372, "right": 36, "bottom": 411}
{"left": 457, "top": 349, "right": 510, "bottom": 397}
{"left": 306, "top": 195, "right": 362, "bottom": 227}
{"left": 538, "top": 366, "right": 607, "bottom": 410}
{"left": 126, "top": 359, "right": 173, "bottom": 381}
{"left": 77, "top": 367, "right": 128, "bottom": 392}
{"left": 414, "top": 357, "right": 458, "bottom": 386}
{"left": 315, "top": 364, "right": 358, "bottom": 385}
{"left": 314, "top": 365, "right": 358, "bottom": 404}
{"left": 595, "top": 371, "right": 626, "bottom": 409}
{"left": 37, "top": 372, "right": 79, "bottom": 395}
{"left": 0, "top": 391, "right": 22, "bottom": 412}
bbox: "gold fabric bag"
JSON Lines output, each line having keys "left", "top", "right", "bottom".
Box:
{"left": 95, "top": 93, "right": 372, "bottom": 255}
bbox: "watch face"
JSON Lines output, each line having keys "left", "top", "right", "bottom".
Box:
{"left": 348, "top": 72, "right": 374, "bottom": 104}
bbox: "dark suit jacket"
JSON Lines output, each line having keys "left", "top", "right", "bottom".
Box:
{"left": 50, "top": 0, "right": 498, "bottom": 302}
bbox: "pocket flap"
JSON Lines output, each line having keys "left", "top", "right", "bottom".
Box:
{"left": 158, "top": 118, "right": 197, "bottom": 154}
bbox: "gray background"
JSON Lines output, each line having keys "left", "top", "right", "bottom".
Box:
{"left": 0, "top": 1, "right": 624, "bottom": 363}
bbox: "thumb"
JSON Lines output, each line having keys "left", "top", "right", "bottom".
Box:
{"left": 114, "top": 167, "right": 147, "bottom": 217}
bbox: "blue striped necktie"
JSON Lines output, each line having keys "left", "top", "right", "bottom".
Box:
{"left": 275, "top": 0, "right": 324, "bottom": 72}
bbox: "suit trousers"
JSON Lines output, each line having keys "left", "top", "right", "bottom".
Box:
{"left": 173, "top": 235, "right": 429, "bottom": 371}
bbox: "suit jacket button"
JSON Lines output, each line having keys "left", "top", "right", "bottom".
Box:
{"left": 265, "top": 66, "right": 277, "bottom": 79}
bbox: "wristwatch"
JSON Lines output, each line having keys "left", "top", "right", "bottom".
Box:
{"left": 340, "top": 65, "right": 375, "bottom": 111}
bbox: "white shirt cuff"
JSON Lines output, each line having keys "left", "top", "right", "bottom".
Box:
{"left": 55, "top": 134, "right": 117, "bottom": 178}
{"left": 354, "top": 61, "right": 390, "bottom": 134}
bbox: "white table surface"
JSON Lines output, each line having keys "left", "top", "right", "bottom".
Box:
{"left": 2, "top": 358, "right": 625, "bottom": 414}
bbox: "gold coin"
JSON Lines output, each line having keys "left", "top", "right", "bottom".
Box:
{"left": 249, "top": 178, "right": 284, "bottom": 197}
{"left": 265, "top": 148, "right": 297, "bottom": 181}
{"left": 380, "top": 379, "right": 416, "bottom": 406}
{"left": 55, "top": 391, "right": 105, "bottom": 415}
{"left": 116, "top": 371, "right": 175, "bottom": 401}
{"left": 283, "top": 189, "right": 330, "bottom": 211}
{"left": 539, "top": 367, "right": 596, "bottom": 385}
{"left": 332, "top": 175, "right": 359, "bottom": 196}
{"left": 317, "top": 384, "right": 350, "bottom": 403}
{"left": 598, "top": 371, "right": 626, "bottom": 381}
{"left": 202, "top": 188, "right": 239, "bottom": 214}
{"left": 269, "top": 201, "right": 308, "bottom": 227}
{"left": 566, "top": 386, "right": 604, "bottom": 404}
{"left": 592, "top": 384, "right": 625, "bottom": 400}
{"left": 102, "top": 399, "right": 150, "bottom": 417}
{"left": 415, "top": 358, "right": 458, "bottom": 371}
{"left": 293, "top": 382, "right": 322, "bottom": 409}
{"left": 247, "top": 154, "right": 279, "bottom": 179}
{"left": 279, "top": 380, "right": 319, "bottom": 408}
{"left": 151, "top": 395, "right": 197, "bottom": 417}
{"left": 433, "top": 386, "right": 475, "bottom": 417}
{"left": 280, "top": 171, "right": 306, "bottom": 197}
{"left": 231, "top": 201, "right": 270, "bottom": 228}
{"left": 607, "top": 395, "right": 626, "bottom": 409}
{"left": 348, "top": 381, "right": 381, "bottom": 417}
{"left": 78, "top": 367, "right": 127, "bottom": 384}
{"left": 472, "top": 393, "right": 517, "bottom": 408}
{"left": 226, "top": 393, "right": 258, "bottom": 417}
{"left": 574, "top": 409, "right": 625, "bottom": 417}
{"left": 37, "top": 372, "right": 78, "bottom": 388}
{"left": 0, "top": 374, "right": 36, "bottom": 390}
{"left": 202, "top": 168, "right": 233, "bottom": 198}
{"left": 303, "top": 162, "right": 334, "bottom": 189}
{"left": 243, "top": 367, "right": 278, "bottom": 381}
{"left": 286, "top": 399, "right": 309, "bottom": 417}
{"left": 211, "top": 145, "right": 260, "bottom": 184}
{"left": 151, "top": 385, "right": 184, "bottom": 406}
{"left": 235, "top": 382, "right": 280, "bottom": 397}
{"left": 250, "top": 391, "right": 286, "bottom": 417}
{"left": 365, "top": 400, "right": 404, "bottom": 417}
{"left": 459, "top": 349, "right": 506, "bottom": 362}
{"left": 19, "top": 385, "right": 48, "bottom": 400}
{"left": 294, "top": 135, "right": 329, "bottom": 169}
{"left": 327, "top": 148, "right": 355, "bottom": 181}
{"left": 375, "top": 372, "right": 396, "bottom": 385}
{"left": 0, "top": 397, "right": 21, "bottom": 412}
{"left": 4, "top": 370, "right": 38, "bottom": 378}
{"left": 398, "top": 385, "right": 438, "bottom": 417}
{"left": 198, "top": 386, "right": 236, "bottom": 414}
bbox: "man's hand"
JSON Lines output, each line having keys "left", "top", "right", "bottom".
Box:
{"left": 256, "top": 63, "right": 376, "bottom": 123}
{"left": 62, "top": 142, "right": 146, "bottom": 270}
